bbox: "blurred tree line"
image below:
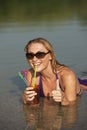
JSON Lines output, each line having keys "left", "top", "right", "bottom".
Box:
{"left": 0, "top": 0, "right": 87, "bottom": 23}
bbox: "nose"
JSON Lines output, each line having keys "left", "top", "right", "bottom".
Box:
{"left": 32, "top": 56, "right": 38, "bottom": 61}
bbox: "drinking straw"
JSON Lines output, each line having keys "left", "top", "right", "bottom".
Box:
{"left": 32, "top": 66, "right": 37, "bottom": 88}
{"left": 18, "top": 71, "right": 28, "bottom": 86}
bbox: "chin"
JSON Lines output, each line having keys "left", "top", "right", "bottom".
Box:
{"left": 36, "top": 69, "right": 41, "bottom": 73}
{"left": 36, "top": 67, "right": 44, "bottom": 73}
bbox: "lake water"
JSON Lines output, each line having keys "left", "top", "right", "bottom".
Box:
{"left": 0, "top": 1, "right": 87, "bottom": 130}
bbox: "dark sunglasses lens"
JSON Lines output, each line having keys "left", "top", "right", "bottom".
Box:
{"left": 26, "top": 52, "right": 49, "bottom": 59}
{"left": 26, "top": 53, "right": 34, "bottom": 59}
{"left": 36, "top": 52, "right": 46, "bottom": 58}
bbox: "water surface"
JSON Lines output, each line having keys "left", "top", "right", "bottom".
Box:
{"left": 0, "top": 1, "right": 87, "bottom": 130}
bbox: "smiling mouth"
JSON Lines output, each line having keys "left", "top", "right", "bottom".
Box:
{"left": 33, "top": 63, "right": 41, "bottom": 67}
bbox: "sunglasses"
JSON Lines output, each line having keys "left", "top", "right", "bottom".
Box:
{"left": 26, "top": 51, "right": 50, "bottom": 60}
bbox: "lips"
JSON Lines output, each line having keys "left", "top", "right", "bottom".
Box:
{"left": 33, "top": 62, "right": 41, "bottom": 66}
{"left": 32, "top": 62, "right": 41, "bottom": 68}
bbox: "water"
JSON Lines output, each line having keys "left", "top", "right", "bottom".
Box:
{"left": 0, "top": 1, "right": 87, "bottom": 130}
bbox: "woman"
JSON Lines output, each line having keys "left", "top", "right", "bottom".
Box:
{"left": 23, "top": 37, "right": 87, "bottom": 106}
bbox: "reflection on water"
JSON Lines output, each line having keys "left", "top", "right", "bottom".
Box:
{"left": 23, "top": 97, "right": 81, "bottom": 130}
{"left": 0, "top": 0, "right": 87, "bottom": 24}
{"left": 0, "top": 1, "right": 87, "bottom": 130}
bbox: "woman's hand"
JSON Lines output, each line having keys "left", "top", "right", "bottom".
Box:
{"left": 23, "top": 87, "right": 37, "bottom": 104}
{"left": 52, "top": 89, "right": 73, "bottom": 106}
{"left": 52, "top": 89, "right": 62, "bottom": 102}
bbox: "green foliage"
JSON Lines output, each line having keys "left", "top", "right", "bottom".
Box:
{"left": 0, "top": 0, "right": 87, "bottom": 22}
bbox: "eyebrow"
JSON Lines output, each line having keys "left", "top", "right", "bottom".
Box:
{"left": 28, "top": 51, "right": 47, "bottom": 53}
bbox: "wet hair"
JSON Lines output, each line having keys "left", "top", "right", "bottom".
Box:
{"left": 24, "top": 37, "right": 62, "bottom": 72}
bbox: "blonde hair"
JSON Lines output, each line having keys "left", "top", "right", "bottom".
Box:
{"left": 24, "top": 37, "right": 62, "bottom": 72}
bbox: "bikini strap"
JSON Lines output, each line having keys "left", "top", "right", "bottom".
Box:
{"left": 39, "top": 73, "right": 61, "bottom": 97}
{"left": 56, "top": 73, "right": 61, "bottom": 91}
{"left": 39, "top": 74, "right": 45, "bottom": 97}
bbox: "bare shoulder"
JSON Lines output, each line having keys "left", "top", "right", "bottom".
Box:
{"left": 57, "top": 66, "right": 77, "bottom": 81}
{"left": 57, "top": 66, "right": 78, "bottom": 93}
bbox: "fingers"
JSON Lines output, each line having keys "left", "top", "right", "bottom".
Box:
{"left": 52, "top": 90, "right": 62, "bottom": 102}
{"left": 23, "top": 87, "right": 37, "bottom": 104}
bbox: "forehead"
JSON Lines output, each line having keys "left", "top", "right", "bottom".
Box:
{"left": 28, "top": 43, "right": 47, "bottom": 52}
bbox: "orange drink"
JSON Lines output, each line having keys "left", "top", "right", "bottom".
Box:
{"left": 32, "top": 84, "right": 40, "bottom": 104}
{"left": 28, "top": 84, "right": 40, "bottom": 105}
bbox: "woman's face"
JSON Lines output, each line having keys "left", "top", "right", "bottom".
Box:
{"left": 27, "top": 43, "right": 52, "bottom": 72}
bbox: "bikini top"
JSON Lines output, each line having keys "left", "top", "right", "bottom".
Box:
{"left": 21, "top": 70, "right": 85, "bottom": 97}
{"left": 39, "top": 74, "right": 85, "bottom": 97}
{"left": 21, "top": 70, "right": 61, "bottom": 97}
{"left": 39, "top": 73, "right": 61, "bottom": 97}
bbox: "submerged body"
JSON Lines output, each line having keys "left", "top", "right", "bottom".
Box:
{"left": 23, "top": 37, "right": 87, "bottom": 106}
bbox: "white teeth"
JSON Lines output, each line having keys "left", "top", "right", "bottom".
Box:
{"left": 34, "top": 63, "right": 40, "bottom": 66}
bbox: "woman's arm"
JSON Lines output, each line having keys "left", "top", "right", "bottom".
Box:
{"left": 61, "top": 70, "right": 77, "bottom": 105}
{"left": 22, "top": 69, "right": 37, "bottom": 104}
{"left": 52, "top": 67, "right": 78, "bottom": 106}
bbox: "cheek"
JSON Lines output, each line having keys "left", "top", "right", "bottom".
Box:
{"left": 27, "top": 60, "right": 33, "bottom": 67}
{"left": 41, "top": 58, "right": 51, "bottom": 67}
